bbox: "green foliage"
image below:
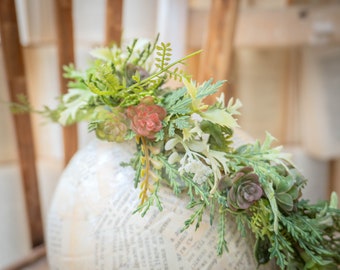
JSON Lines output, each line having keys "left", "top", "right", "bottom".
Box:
{"left": 58, "top": 89, "right": 96, "bottom": 125}
{"left": 164, "top": 80, "right": 224, "bottom": 115}
{"left": 245, "top": 194, "right": 340, "bottom": 269}
{"left": 172, "top": 116, "right": 191, "bottom": 129}
{"left": 163, "top": 86, "right": 187, "bottom": 109}
{"left": 200, "top": 120, "right": 233, "bottom": 152}
{"left": 255, "top": 236, "right": 271, "bottom": 265}
{"left": 133, "top": 180, "right": 163, "bottom": 217}
{"left": 196, "top": 79, "right": 225, "bottom": 99}
{"left": 13, "top": 36, "right": 340, "bottom": 270}
{"left": 157, "top": 155, "right": 183, "bottom": 195}
{"left": 15, "top": 37, "right": 201, "bottom": 127}
{"left": 85, "top": 62, "right": 122, "bottom": 96}
{"left": 63, "top": 64, "right": 88, "bottom": 89}
{"left": 132, "top": 149, "right": 144, "bottom": 188}
{"left": 155, "top": 42, "right": 172, "bottom": 70}
{"left": 182, "top": 200, "right": 206, "bottom": 231}
{"left": 9, "top": 94, "right": 32, "bottom": 114}
{"left": 217, "top": 211, "right": 228, "bottom": 255}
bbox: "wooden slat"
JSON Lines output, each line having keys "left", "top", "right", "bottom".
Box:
{"left": 0, "top": 0, "right": 44, "bottom": 247}
{"left": 105, "top": 0, "right": 123, "bottom": 46}
{"left": 189, "top": 3, "right": 340, "bottom": 49}
{"left": 197, "top": 0, "right": 239, "bottom": 103}
{"left": 54, "top": 0, "right": 78, "bottom": 166}
{"left": 280, "top": 48, "right": 302, "bottom": 145}
{"left": 235, "top": 4, "right": 340, "bottom": 48}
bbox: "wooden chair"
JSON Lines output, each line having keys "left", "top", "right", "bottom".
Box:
{"left": 0, "top": 0, "right": 122, "bottom": 269}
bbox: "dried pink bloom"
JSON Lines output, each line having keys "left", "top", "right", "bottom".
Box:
{"left": 126, "top": 98, "right": 166, "bottom": 139}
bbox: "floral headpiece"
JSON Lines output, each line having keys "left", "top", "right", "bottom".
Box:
{"left": 14, "top": 37, "right": 340, "bottom": 269}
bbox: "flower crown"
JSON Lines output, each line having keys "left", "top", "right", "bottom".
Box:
{"left": 14, "top": 36, "right": 340, "bottom": 269}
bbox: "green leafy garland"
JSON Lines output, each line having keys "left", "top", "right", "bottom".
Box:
{"left": 14, "top": 37, "right": 340, "bottom": 269}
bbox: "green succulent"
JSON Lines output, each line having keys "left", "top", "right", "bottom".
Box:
{"left": 90, "top": 106, "right": 128, "bottom": 142}
{"left": 274, "top": 165, "right": 306, "bottom": 213}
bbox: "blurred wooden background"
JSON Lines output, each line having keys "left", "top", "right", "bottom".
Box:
{"left": 1, "top": 0, "right": 340, "bottom": 269}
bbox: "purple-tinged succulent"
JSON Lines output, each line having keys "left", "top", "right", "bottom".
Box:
{"left": 227, "top": 167, "right": 263, "bottom": 210}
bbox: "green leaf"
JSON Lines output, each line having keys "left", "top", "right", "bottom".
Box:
{"left": 226, "top": 98, "right": 242, "bottom": 115}
{"left": 217, "top": 213, "right": 228, "bottom": 255}
{"left": 287, "top": 186, "right": 299, "bottom": 201}
{"left": 276, "top": 176, "right": 295, "bottom": 194}
{"left": 183, "top": 77, "right": 197, "bottom": 99}
{"left": 168, "top": 121, "right": 175, "bottom": 137}
{"left": 200, "top": 120, "right": 229, "bottom": 151}
{"left": 206, "top": 150, "right": 229, "bottom": 175}
{"left": 173, "top": 116, "right": 191, "bottom": 129}
{"left": 255, "top": 236, "right": 271, "bottom": 265}
{"left": 168, "top": 98, "right": 192, "bottom": 114}
{"left": 90, "top": 47, "right": 118, "bottom": 62}
{"left": 276, "top": 193, "right": 294, "bottom": 212}
{"left": 330, "top": 192, "right": 338, "bottom": 209}
{"left": 124, "top": 130, "right": 136, "bottom": 141}
{"left": 262, "top": 181, "right": 280, "bottom": 233}
{"left": 155, "top": 129, "right": 164, "bottom": 141}
{"left": 201, "top": 108, "right": 239, "bottom": 128}
{"left": 196, "top": 79, "right": 224, "bottom": 100}
{"left": 164, "top": 137, "right": 180, "bottom": 151}
{"left": 262, "top": 132, "right": 277, "bottom": 151}
{"left": 9, "top": 94, "right": 32, "bottom": 114}
{"left": 269, "top": 235, "right": 289, "bottom": 268}
{"left": 58, "top": 89, "right": 95, "bottom": 125}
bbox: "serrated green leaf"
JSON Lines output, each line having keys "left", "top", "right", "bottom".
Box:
{"left": 173, "top": 116, "right": 191, "bottom": 129}
{"left": 155, "top": 129, "right": 164, "bottom": 142}
{"left": 201, "top": 108, "right": 239, "bottom": 128}
{"left": 168, "top": 121, "right": 175, "bottom": 137}
{"left": 58, "top": 89, "right": 95, "bottom": 125}
{"left": 262, "top": 132, "right": 277, "bottom": 150}
{"left": 196, "top": 79, "right": 224, "bottom": 99}
{"left": 226, "top": 98, "right": 242, "bottom": 115}
{"left": 164, "top": 87, "right": 187, "bottom": 108}
{"left": 168, "top": 98, "right": 192, "bottom": 114}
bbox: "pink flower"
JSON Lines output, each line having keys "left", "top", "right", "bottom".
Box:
{"left": 126, "top": 98, "right": 166, "bottom": 139}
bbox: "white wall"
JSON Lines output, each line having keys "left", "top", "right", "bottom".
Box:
{"left": 300, "top": 46, "right": 340, "bottom": 160}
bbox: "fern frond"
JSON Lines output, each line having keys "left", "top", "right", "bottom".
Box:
{"left": 155, "top": 42, "right": 172, "bottom": 70}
